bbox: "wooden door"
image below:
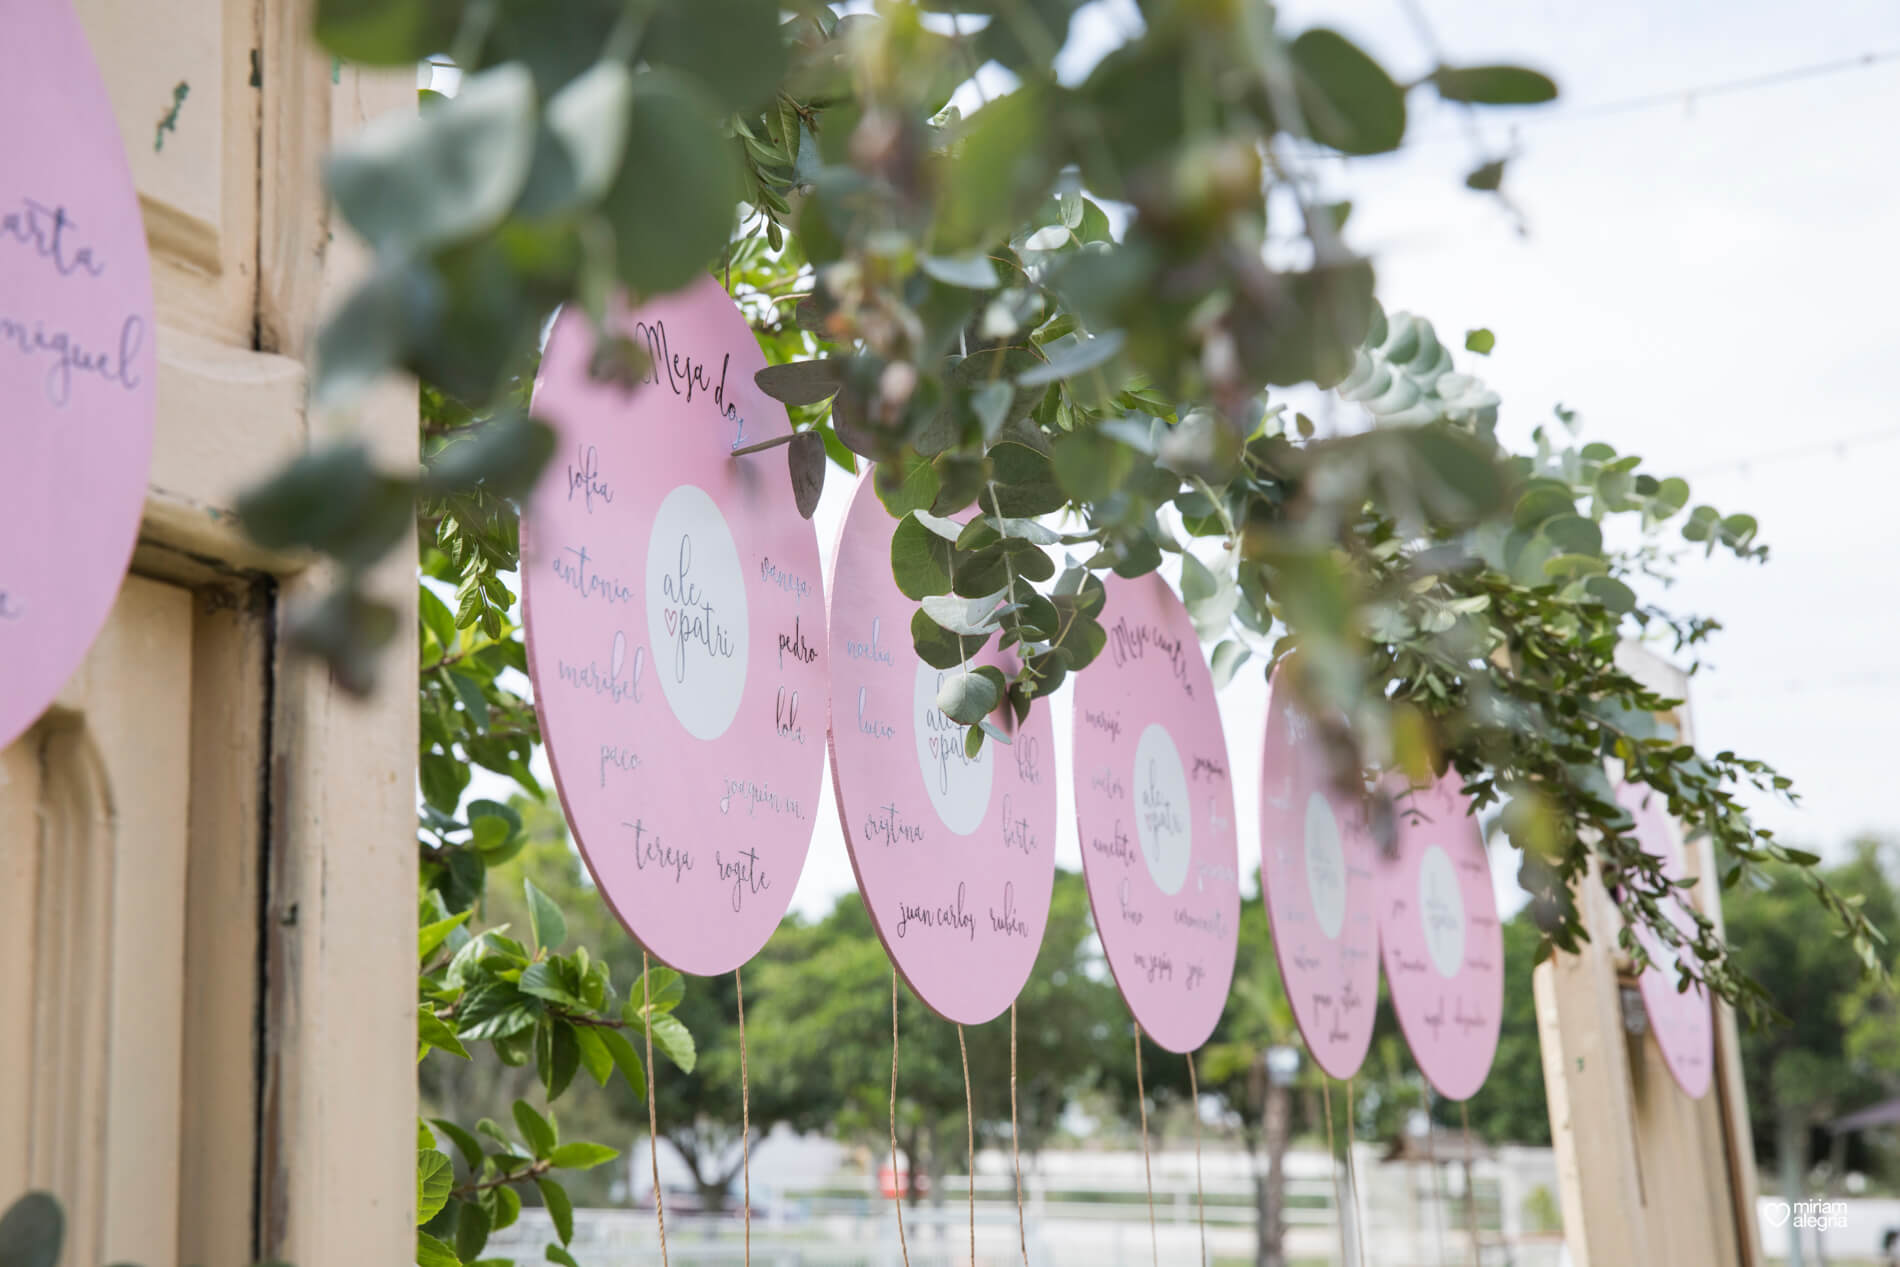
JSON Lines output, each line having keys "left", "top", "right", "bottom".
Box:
{"left": 0, "top": 2, "right": 416, "bottom": 1264}
{"left": 0, "top": 579, "right": 195, "bottom": 1267}
{"left": 1532, "top": 645, "right": 1764, "bottom": 1267}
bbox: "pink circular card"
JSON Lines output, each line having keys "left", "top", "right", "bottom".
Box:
{"left": 1, "top": 0, "right": 158, "bottom": 750}
{"left": 826, "top": 474, "right": 1058, "bottom": 1025}
{"left": 1073, "top": 573, "right": 1240, "bottom": 1053}
{"left": 522, "top": 278, "right": 827, "bottom": 976}
{"left": 1615, "top": 779, "right": 1714, "bottom": 1099}
{"left": 1259, "top": 663, "right": 1380, "bottom": 1079}
{"left": 1373, "top": 771, "right": 1503, "bottom": 1101}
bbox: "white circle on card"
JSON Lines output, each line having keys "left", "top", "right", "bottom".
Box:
{"left": 1418, "top": 844, "right": 1467, "bottom": 979}
{"left": 1133, "top": 723, "right": 1193, "bottom": 896}
{"left": 1304, "top": 792, "right": 1348, "bottom": 940}
{"left": 912, "top": 660, "right": 995, "bottom": 835}
{"left": 644, "top": 483, "right": 749, "bottom": 740}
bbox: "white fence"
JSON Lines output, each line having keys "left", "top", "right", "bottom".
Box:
{"left": 486, "top": 1143, "right": 1571, "bottom": 1267}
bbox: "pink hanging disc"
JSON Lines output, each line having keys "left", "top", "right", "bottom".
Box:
{"left": 1259, "top": 663, "right": 1381, "bottom": 1079}
{"left": 825, "top": 474, "right": 1058, "bottom": 1024}
{"left": 1616, "top": 779, "right": 1714, "bottom": 1099}
{"left": 1072, "top": 573, "right": 1240, "bottom": 1054}
{"left": 521, "top": 278, "right": 827, "bottom": 975}
{"left": 2, "top": 0, "right": 158, "bottom": 749}
{"left": 1373, "top": 770, "right": 1504, "bottom": 1101}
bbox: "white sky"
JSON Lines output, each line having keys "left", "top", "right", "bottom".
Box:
{"left": 481, "top": 1, "right": 1900, "bottom": 922}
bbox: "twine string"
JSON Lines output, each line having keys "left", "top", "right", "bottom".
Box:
{"left": 1011, "top": 1003, "right": 1028, "bottom": 1266}
{"left": 1345, "top": 1077, "right": 1366, "bottom": 1266}
{"left": 736, "top": 966, "right": 751, "bottom": 1267}
{"left": 890, "top": 971, "right": 911, "bottom": 1267}
{"left": 1186, "top": 1052, "right": 1207, "bottom": 1267}
{"left": 1323, "top": 1078, "right": 1347, "bottom": 1267}
{"left": 1133, "top": 1024, "right": 1158, "bottom": 1267}
{"left": 958, "top": 1023, "right": 975, "bottom": 1267}
{"left": 1460, "top": 1100, "right": 1480, "bottom": 1267}
{"left": 1425, "top": 1090, "right": 1446, "bottom": 1267}
{"left": 642, "top": 951, "right": 669, "bottom": 1266}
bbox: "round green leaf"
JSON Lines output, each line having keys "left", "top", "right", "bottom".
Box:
{"left": 326, "top": 64, "right": 539, "bottom": 256}
{"left": 1431, "top": 64, "right": 1559, "bottom": 106}
{"left": 314, "top": 0, "right": 459, "bottom": 65}
{"left": 1541, "top": 514, "right": 1603, "bottom": 558}
{"left": 0, "top": 1193, "right": 63, "bottom": 1267}
{"left": 642, "top": 0, "right": 789, "bottom": 114}
{"left": 601, "top": 72, "right": 742, "bottom": 295}
{"left": 936, "top": 668, "right": 1001, "bottom": 725}
{"left": 1290, "top": 29, "right": 1407, "bottom": 155}
{"left": 1585, "top": 575, "right": 1637, "bottom": 613}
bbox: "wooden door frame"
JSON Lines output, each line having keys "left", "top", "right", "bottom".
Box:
{"left": 117, "top": 3, "right": 419, "bottom": 1262}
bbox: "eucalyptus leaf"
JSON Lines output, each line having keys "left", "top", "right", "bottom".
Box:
{"left": 789, "top": 431, "right": 826, "bottom": 519}
{"left": 1431, "top": 64, "right": 1559, "bottom": 106}
{"left": 921, "top": 590, "right": 1009, "bottom": 636}
{"left": 601, "top": 72, "right": 742, "bottom": 294}
{"left": 642, "top": 0, "right": 789, "bottom": 113}
{"left": 936, "top": 669, "right": 1002, "bottom": 725}
{"left": 921, "top": 252, "right": 1002, "bottom": 289}
{"left": 0, "top": 1192, "right": 62, "bottom": 1267}
{"left": 1210, "top": 639, "right": 1250, "bottom": 690}
{"left": 1017, "top": 331, "right": 1125, "bottom": 387}
{"left": 1289, "top": 28, "right": 1406, "bottom": 155}
{"left": 327, "top": 65, "right": 539, "bottom": 255}
{"left": 756, "top": 360, "right": 846, "bottom": 406}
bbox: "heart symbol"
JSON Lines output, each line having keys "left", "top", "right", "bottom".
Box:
{"left": 665, "top": 609, "right": 678, "bottom": 635}
{"left": 1765, "top": 1201, "right": 1791, "bottom": 1228}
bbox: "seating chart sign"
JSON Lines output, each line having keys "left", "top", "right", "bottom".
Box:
{"left": 522, "top": 278, "right": 827, "bottom": 976}
{"left": 1073, "top": 573, "right": 1239, "bottom": 1054}
{"left": 1616, "top": 779, "right": 1714, "bottom": 1099}
{"left": 1259, "top": 662, "right": 1380, "bottom": 1079}
{"left": 1373, "top": 771, "right": 1503, "bottom": 1101}
{"left": 826, "top": 474, "right": 1058, "bottom": 1024}
{"left": 2, "top": 0, "right": 158, "bottom": 750}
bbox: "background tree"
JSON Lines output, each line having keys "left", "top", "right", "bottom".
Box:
{"left": 1199, "top": 895, "right": 1303, "bottom": 1267}
{"left": 1724, "top": 840, "right": 1900, "bottom": 1210}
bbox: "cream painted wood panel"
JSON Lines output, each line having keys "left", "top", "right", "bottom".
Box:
{"left": 72, "top": 0, "right": 261, "bottom": 344}
{"left": 1536, "top": 646, "right": 1762, "bottom": 1267}
{"left": 0, "top": 577, "right": 194, "bottom": 1267}
{"left": 177, "top": 582, "right": 272, "bottom": 1267}
{"left": 5, "top": 2, "right": 415, "bottom": 1263}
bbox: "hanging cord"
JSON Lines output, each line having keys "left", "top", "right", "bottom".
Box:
{"left": 1133, "top": 1024, "right": 1158, "bottom": 1267}
{"left": 1459, "top": 1100, "right": 1480, "bottom": 1266}
{"left": 1322, "top": 1079, "right": 1348, "bottom": 1267}
{"left": 889, "top": 971, "right": 912, "bottom": 1267}
{"left": 1186, "top": 1053, "right": 1207, "bottom": 1267}
{"left": 958, "top": 1023, "right": 975, "bottom": 1267}
{"left": 642, "top": 951, "right": 669, "bottom": 1266}
{"left": 1425, "top": 1090, "right": 1447, "bottom": 1267}
{"left": 1010, "top": 1003, "right": 1028, "bottom": 1266}
{"left": 1345, "top": 1078, "right": 1367, "bottom": 1266}
{"left": 736, "top": 966, "right": 751, "bottom": 1267}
